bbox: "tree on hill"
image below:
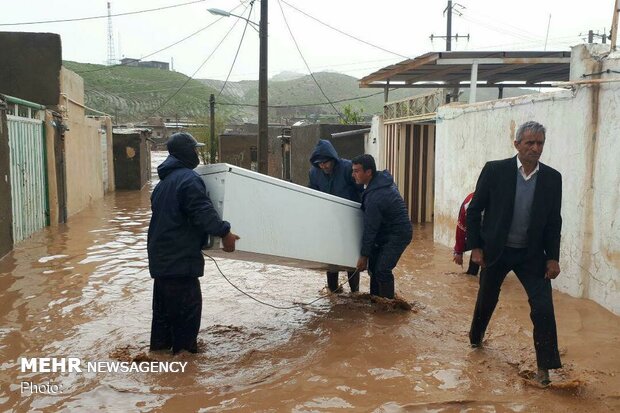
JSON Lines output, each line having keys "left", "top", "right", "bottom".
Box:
{"left": 189, "top": 114, "right": 228, "bottom": 165}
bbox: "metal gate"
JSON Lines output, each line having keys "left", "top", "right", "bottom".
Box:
{"left": 6, "top": 96, "right": 49, "bottom": 243}
{"left": 100, "top": 128, "right": 109, "bottom": 191}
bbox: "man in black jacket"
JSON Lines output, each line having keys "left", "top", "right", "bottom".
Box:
{"left": 352, "top": 154, "right": 412, "bottom": 299}
{"left": 309, "top": 139, "right": 362, "bottom": 293}
{"left": 467, "top": 121, "right": 562, "bottom": 385}
{"left": 148, "top": 132, "right": 239, "bottom": 354}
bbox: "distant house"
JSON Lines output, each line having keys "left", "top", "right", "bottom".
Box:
{"left": 120, "top": 58, "right": 169, "bottom": 71}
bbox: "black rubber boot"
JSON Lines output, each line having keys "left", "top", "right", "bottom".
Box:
{"left": 326, "top": 272, "right": 342, "bottom": 293}
{"left": 347, "top": 271, "right": 360, "bottom": 293}
{"left": 536, "top": 368, "right": 551, "bottom": 385}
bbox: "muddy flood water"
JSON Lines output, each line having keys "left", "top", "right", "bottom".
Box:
{"left": 1, "top": 152, "right": 619, "bottom": 412}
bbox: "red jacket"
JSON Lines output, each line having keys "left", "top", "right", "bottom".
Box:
{"left": 454, "top": 192, "right": 474, "bottom": 254}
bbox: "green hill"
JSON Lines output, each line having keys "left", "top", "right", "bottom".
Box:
{"left": 64, "top": 60, "right": 538, "bottom": 124}
{"left": 200, "top": 72, "right": 428, "bottom": 122}
{"left": 63, "top": 61, "right": 226, "bottom": 124}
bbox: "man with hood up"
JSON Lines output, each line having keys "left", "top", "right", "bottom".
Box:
{"left": 308, "top": 139, "right": 362, "bottom": 293}
{"left": 352, "top": 154, "right": 412, "bottom": 299}
{"left": 148, "top": 132, "right": 239, "bottom": 354}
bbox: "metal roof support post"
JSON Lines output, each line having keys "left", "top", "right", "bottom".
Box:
{"left": 469, "top": 61, "right": 478, "bottom": 104}
{"left": 384, "top": 80, "right": 390, "bottom": 103}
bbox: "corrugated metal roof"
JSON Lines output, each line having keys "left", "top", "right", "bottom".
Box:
{"left": 360, "top": 51, "right": 571, "bottom": 89}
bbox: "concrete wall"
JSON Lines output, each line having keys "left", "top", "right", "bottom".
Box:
{"left": 0, "top": 100, "right": 13, "bottom": 258}
{"left": 218, "top": 126, "right": 296, "bottom": 180}
{"left": 219, "top": 134, "right": 257, "bottom": 170}
{"left": 365, "top": 115, "right": 385, "bottom": 170}
{"left": 0, "top": 32, "right": 62, "bottom": 106}
{"left": 433, "top": 44, "right": 620, "bottom": 314}
{"left": 268, "top": 133, "right": 286, "bottom": 180}
{"left": 60, "top": 68, "right": 105, "bottom": 216}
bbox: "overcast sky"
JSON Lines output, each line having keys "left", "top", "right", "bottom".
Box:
{"left": 1, "top": 0, "right": 615, "bottom": 81}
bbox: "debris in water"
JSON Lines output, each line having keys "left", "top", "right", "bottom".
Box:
{"left": 346, "top": 292, "right": 420, "bottom": 312}
{"left": 110, "top": 345, "right": 157, "bottom": 363}
{"left": 518, "top": 368, "right": 585, "bottom": 391}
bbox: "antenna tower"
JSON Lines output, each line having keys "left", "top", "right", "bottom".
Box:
{"left": 107, "top": 2, "right": 116, "bottom": 65}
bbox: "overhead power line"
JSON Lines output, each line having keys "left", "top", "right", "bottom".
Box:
{"left": 458, "top": 14, "right": 539, "bottom": 43}
{"left": 77, "top": 22, "right": 219, "bottom": 74}
{"left": 218, "top": 2, "right": 255, "bottom": 98}
{"left": 457, "top": 7, "right": 544, "bottom": 41}
{"left": 146, "top": 8, "right": 247, "bottom": 118}
{"left": 217, "top": 89, "right": 388, "bottom": 108}
{"left": 277, "top": 0, "right": 344, "bottom": 120}
{"left": 76, "top": 2, "right": 248, "bottom": 75}
{"left": 467, "top": 34, "right": 582, "bottom": 51}
{"left": 280, "top": 0, "right": 411, "bottom": 60}
{"left": 0, "top": 0, "right": 208, "bottom": 26}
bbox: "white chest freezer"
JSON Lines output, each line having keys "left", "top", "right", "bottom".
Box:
{"left": 196, "top": 164, "right": 363, "bottom": 271}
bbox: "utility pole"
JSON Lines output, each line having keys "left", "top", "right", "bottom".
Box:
{"left": 586, "top": 29, "right": 608, "bottom": 43}
{"left": 429, "top": 1, "right": 469, "bottom": 52}
{"left": 258, "top": 0, "right": 268, "bottom": 174}
{"left": 612, "top": 0, "right": 619, "bottom": 51}
{"left": 446, "top": 0, "right": 453, "bottom": 51}
{"left": 209, "top": 94, "right": 216, "bottom": 164}
{"left": 543, "top": 14, "right": 551, "bottom": 51}
{"left": 434, "top": 1, "right": 468, "bottom": 103}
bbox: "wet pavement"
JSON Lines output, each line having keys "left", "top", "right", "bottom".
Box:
{"left": 0, "top": 151, "right": 619, "bottom": 412}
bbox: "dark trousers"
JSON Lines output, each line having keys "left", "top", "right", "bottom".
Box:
{"left": 368, "top": 241, "right": 409, "bottom": 299}
{"left": 469, "top": 247, "right": 561, "bottom": 369}
{"left": 327, "top": 270, "right": 360, "bottom": 293}
{"left": 150, "top": 277, "right": 202, "bottom": 354}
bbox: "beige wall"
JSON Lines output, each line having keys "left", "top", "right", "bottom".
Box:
{"left": 59, "top": 67, "right": 106, "bottom": 217}
{"left": 433, "top": 44, "right": 620, "bottom": 314}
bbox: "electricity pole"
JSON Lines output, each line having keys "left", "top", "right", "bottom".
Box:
{"left": 429, "top": 1, "right": 469, "bottom": 102}
{"left": 209, "top": 94, "right": 216, "bottom": 164}
{"left": 258, "top": 0, "right": 268, "bottom": 174}
{"left": 446, "top": 0, "right": 453, "bottom": 51}
{"left": 429, "top": 1, "right": 468, "bottom": 51}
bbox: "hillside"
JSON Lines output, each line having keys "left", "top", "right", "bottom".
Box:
{"left": 64, "top": 61, "right": 538, "bottom": 124}
{"left": 199, "top": 72, "right": 426, "bottom": 122}
{"left": 63, "top": 61, "right": 226, "bottom": 124}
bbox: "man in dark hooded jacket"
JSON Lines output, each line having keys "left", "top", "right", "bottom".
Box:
{"left": 352, "top": 154, "right": 412, "bottom": 299}
{"left": 309, "top": 139, "right": 362, "bottom": 293}
{"left": 148, "top": 132, "right": 239, "bottom": 354}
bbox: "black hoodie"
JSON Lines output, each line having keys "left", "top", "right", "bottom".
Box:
{"left": 308, "top": 139, "right": 361, "bottom": 202}
{"left": 147, "top": 155, "right": 230, "bottom": 278}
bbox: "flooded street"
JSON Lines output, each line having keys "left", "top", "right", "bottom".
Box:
{"left": 1, "top": 152, "right": 619, "bottom": 412}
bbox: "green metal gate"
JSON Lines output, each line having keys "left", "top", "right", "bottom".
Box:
{"left": 6, "top": 95, "right": 49, "bottom": 243}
